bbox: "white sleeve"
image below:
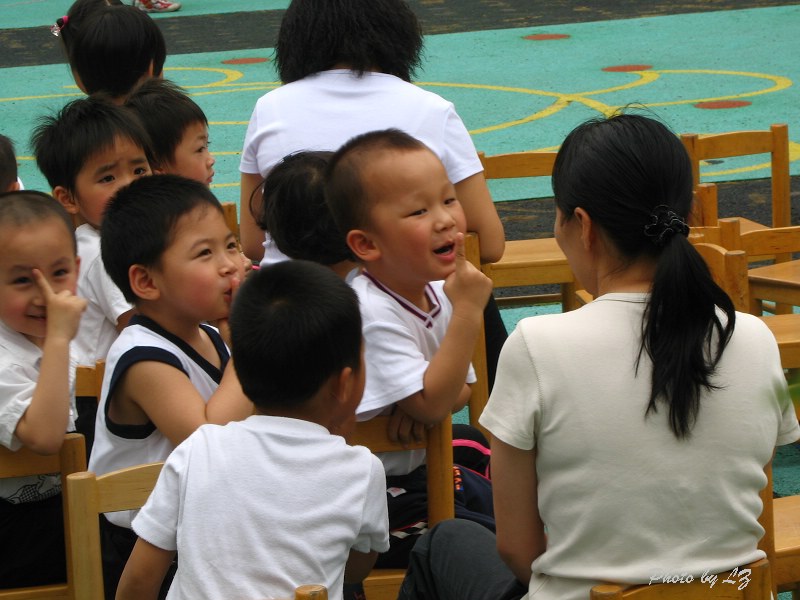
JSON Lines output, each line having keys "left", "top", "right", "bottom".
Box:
{"left": 357, "top": 320, "right": 429, "bottom": 418}
{"left": 479, "top": 325, "right": 540, "bottom": 451}
{"left": 0, "top": 362, "right": 36, "bottom": 450}
{"left": 240, "top": 102, "right": 266, "bottom": 175}
{"left": 131, "top": 439, "right": 191, "bottom": 552}
{"left": 87, "top": 259, "right": 132, "bottom": 324}
{"left": 351, "top": 455, "right": 390, "bottom": 554}
{"left": 440, "top": 105, "right": 483, "bottom": 185}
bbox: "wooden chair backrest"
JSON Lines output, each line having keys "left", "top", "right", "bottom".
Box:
{"left": 464, "top": 232, "right": 490, "bottom": 433}
{"left": 692, "top": 242, "right": 750, "bottom": 312}
{"left": 0, "top": 433, "right": 87, "bottom": 600}
{"left": 66, "top": 463, "right": 164, "bottom": 600}
{"left": 222, "top": 201, "right": 240, "bottom": 241}
{"left": 295, "top": 585, "right": 327, "bottom": 600}
{"left": 479, "top": 150, "right": 557, "bottom": 180}
{"left": 74, "top": 360, "right": 105, "bottom": 401}
{"left": 590, "top": 558, "right": 770, "bottom": 599}
{"left": 347, "top": 416, "right": 454, "bottom": 525}
{"left": 680, "top": 123, "right": 791, "bottom": 228}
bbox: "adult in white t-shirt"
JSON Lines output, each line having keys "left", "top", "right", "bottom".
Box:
{"left": 397, "top": 114, "right": 800, "bottom": 600}
{"left": 238, "top": 0, "right": 504, "bottom": 267}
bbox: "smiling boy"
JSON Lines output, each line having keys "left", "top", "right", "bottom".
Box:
{"left": 88, "top": 174, "right": 250, "bottom": 599}
{"left": 326, "top": 128, "right": 494, "bottom": 566}
{"left": 0, "top": 191, "right": 87, "bottom": 588}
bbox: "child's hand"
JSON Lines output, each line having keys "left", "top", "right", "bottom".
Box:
{"left": 443, "top": 233, "right": 493, "bottom": 317}
{"left": 388, "top": 405, "right": 427, "bottom": 448}
{"left": 33, "top": 269, "right": 87, "bottom": 342}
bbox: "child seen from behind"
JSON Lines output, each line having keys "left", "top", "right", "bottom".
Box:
{"left": 116, "top": 260, "right": 389, "bottom": 600}
{"left": 256, "top": 150, "right": 356, "bottom": 279}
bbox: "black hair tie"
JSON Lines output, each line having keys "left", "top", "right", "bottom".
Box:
{"left": 643, "top": 205, "right": 689, "bottom": 248}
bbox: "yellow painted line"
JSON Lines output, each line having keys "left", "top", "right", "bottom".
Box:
{"left": 163, "top": 66, "right": 244, "bottom": 87}
{"left": 647, "top": 69, "right": 792, "bottom": 107}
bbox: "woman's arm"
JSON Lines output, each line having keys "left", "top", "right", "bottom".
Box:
{"left": 491, "top": 436, "right": 546, "bottom": 584}
{"left": 239, "top": 172, "right": 266, "bottom": 262}
{"left": 454, "top": 171, "right": 505, "bottom": 263}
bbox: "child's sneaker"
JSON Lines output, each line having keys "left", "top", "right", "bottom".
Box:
{"left": 134, "top": 0, "right": 182, "bottom": 12}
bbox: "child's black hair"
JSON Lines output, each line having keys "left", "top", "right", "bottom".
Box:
{"left": 101, "top": 174, "right": 223, "bottom": 303}
{"left": 552, "top": 113, "right": 735, "bottom": 440}
{"left": 275, "top": 0, "right": 424, "bottom": 83}
{"left": 255, "top": 151, "right": 352, "bottom": 266}
{"left": 31, "top": 96, "right": 152, "bottom": 193}
{"left": 230, "top": 260, "right": 362, "bottom": 410}
{"left": 326, "top": 128, "right": 428, "bottom": 235}
{"left": 68, "top": 4, "right": 166, "bottom": 98}
{"left": 53, "top": 0, "right": 123, "bottom": 58}
{"left": 0, "top": 134, "right": 17, "bottom": 192}
{"left": 126, "top": 79, "right": 208, "bottom": 171}
{"left": 0, "top": 190, "right": 77, "bottom": 253}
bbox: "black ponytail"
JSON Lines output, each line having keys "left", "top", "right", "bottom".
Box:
{"left": 553, "top": 113, "right": 736, "bottom": 439}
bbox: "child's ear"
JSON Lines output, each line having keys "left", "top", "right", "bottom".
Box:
{"left": 129, "top": 264, "right": 160, "bottom": 301}
{"left": 52, "top": 186, "right": 80, "bottom": 215}
{"left": 346, "top": 229, "right": 380, "bottom": 262}
{"left": 574, "top": 207, "right": 595, "bottom": 251}
{"left": 327, "top": 366, "right": 361, "bottom": 437}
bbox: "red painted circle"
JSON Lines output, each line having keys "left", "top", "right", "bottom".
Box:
{"left": 524, "top": 34, "right": 570, "bottom": 41}
{"left": 602, "top": 64, "right": 652, "bottom": 72}
{"left": 222, "top": 57, "right": 269, "bottom": 65}
{"left": 694, "top": 100, "right": 752, "bottom": 109}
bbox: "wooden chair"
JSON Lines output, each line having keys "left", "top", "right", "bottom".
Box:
{"left": 294, "top": 585, "right": 327, "bottom": 599}
{"left": 465, "top": 232, "right": 490, "bottom": 433}
{"left": 347, "top": 415, "right": 455, "bottom": 600}
{"left": 590, "top": 558, "right": 770, "bottom": 599}
{"left": 0, "top": 433, "right": 87, "bottom": 600}
{"left": 66, "top": 462, "right": 163, "bottom": 600}
{"left": 478, "top": 151, "right": 578, "bottom": 311}
{"left": 680, "top": 123, "right": 791, "bottom": 229}
{"left": 74, "top": 360, "right": 105, "bottom": 401}
{"left": 716, "top": 216, "right": 800, "bottom": 316}
{"left": 222, "top": 201, "right": 240, "bottom": 241}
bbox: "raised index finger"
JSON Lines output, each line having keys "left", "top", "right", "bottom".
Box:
{"left": 453, "top": 231, "right": 466, "bottom": 268}
{"left": 32, "top": 269, "right": 55, "bottom": 299}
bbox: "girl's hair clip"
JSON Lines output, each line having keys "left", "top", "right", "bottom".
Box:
{"left": 51, "top": 15, "right": 68, "bottom": 37}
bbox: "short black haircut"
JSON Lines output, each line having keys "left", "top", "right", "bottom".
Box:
{"left": 257, "top": 151, "right": 353, "bottom": 266}
{"left": 0, "top": 134, "right": 17, "bottom": 191}
{"left": 230, "top": 260, "right": 362, "bottom": 410}
{"left": 31, "top": 96, "right": 152, "bottom": 193}
{"left": 69, "top": 4, "right": 166, "bottom": 98}
{"left": 326, "top": 128, "right": 429, "bottom": 235}
{"left": 0, "top": 190, "right": 77, "bottom": 254}
{"left": 101, "top": 174, "right": 223, "bottom": 303}
{"left": 275, "top": 0, "right": 424, "bottom": 83}
{"left": 126, "top": 79, "right": 208, "bottom": 171}
{"left": 54, "top": 0, "right": 123, "bottom": 58}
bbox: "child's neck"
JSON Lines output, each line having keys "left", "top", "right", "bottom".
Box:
{"left": 363, "top": 268, "right": 432, "bottom": 312}
{"left": 136, "top": 305, "right": 219, "bottom": 366}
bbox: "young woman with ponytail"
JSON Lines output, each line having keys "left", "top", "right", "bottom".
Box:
{"left": 397, "top": 113, "right": 799, "bottom": 600}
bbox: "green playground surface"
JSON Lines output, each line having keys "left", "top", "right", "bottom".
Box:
{"left": 1, "top": 3, "right": 799, "bottom": 205}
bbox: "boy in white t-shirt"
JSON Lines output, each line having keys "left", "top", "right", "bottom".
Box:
{"left": 32, "top": 96, "right": 153, "bottom": 454}
{"left": 0, "top": 191, "right": 87, "bottom": 588}
{"left": 326, "top": 128, "right": 495, "bottom": 567}
{"left": 117, "top": 260, "right": 389, "bottom": 600}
